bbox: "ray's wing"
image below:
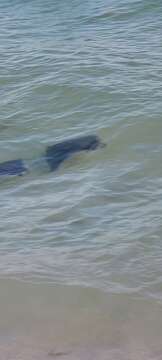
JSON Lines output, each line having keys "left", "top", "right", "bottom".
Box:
{"left": 46, "top": 146, "right": 71, "bottom": 171}
{"left": 0, "top": 159, "right": 27, "bottom": 176}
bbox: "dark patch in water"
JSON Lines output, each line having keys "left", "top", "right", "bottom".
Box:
{"left": 46, "top": 135, "right": 102, "bottom": 171}
{"left": 0, "top": 135, "right": 104, "bottom": 177}
{"left": 0, "top": 159, "right": 27, "bottom": 176}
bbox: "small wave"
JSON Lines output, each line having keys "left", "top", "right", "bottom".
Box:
{"left": 83, "top": 10, "right": 115, "bottom": 24}
{"left": 84, "top": 0, "right": 162, "bottom": 25}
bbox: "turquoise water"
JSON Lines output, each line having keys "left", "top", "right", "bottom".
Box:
{"left": 1, "top": 0, "right": 162, "bottom": 295}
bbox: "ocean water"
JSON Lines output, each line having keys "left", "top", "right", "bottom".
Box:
{"left": 0, "top": 0, "right": 162, "bottom": 358}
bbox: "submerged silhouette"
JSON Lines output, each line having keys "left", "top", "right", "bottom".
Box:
{"left": 46, "top": 134, "right": 101, "bottom": 171}
{"left": 0, "top": 135, "right": 103, "bottom": 177}
{"left": 0, "top": 159, "right": 27, "bottom": 177}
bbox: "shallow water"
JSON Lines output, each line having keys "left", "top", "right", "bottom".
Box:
{"left": 0, "top": 279, "right": 162, "bottom": 360}
{"left": 0, "top": 0, "right": 162, "bottom": 357}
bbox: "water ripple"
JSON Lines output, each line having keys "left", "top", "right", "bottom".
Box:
{"left": 0, "top": 0, "right": 162, "bottom": 301}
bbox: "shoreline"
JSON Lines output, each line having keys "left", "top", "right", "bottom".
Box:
{"left": 0, "top": 278, "right": 162, "bottom": 359}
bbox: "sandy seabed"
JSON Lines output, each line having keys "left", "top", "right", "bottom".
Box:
{"left": 0, "top": 279, "right": 162, "bottom": 360}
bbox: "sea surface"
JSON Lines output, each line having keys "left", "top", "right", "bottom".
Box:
{"left": 0, "top": 0, "right": 162, "bottom": 358}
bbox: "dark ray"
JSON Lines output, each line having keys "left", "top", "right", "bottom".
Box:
{"left": 0, "top": 159, "right": 27, "bottom": 177}
{"left": 0, "top": 135, "right": 104, "bottom": 177}
{"left": 46, "top": 134, "right": 102, "bottom": 171}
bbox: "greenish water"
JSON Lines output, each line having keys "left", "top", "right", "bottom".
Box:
{"left": 0, "top": 0, "right": 162, "bottom": 357}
